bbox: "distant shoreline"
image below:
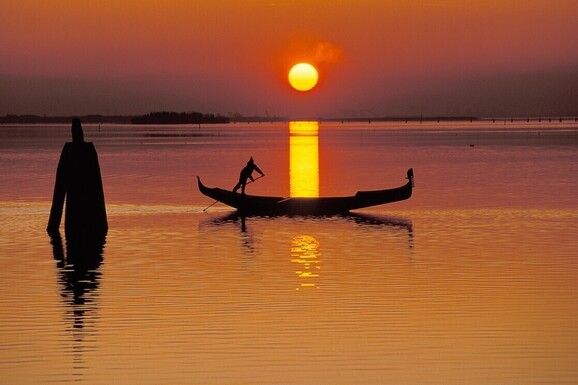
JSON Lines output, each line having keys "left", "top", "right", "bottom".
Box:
{"left": 0, "top": 112, "right": 230, "bottom": 125}
{"left": 1, "top": 113, "right": 576, "bottom": 125}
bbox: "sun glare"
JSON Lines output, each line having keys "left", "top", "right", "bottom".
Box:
{"left": 288, "top": 63, "right": 319, "bottom": 92}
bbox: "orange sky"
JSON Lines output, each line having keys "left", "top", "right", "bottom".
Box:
{"left": 1, "top": 0, "right": 577, "bottom": 118}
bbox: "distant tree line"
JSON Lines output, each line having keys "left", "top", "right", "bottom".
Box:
{"left": 0, "top": 112, "right": 229, "bottom": 124}
{"left": 131, "top": 111, "right": 229, "bottom": 124}
{"left": 0, "top": 114, "right": 130, "bottom": 124}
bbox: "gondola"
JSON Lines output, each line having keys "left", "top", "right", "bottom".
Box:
{"left": 197, "top": 168, "right": 414, "bottom": 216}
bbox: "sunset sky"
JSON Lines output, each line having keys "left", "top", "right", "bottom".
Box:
{"left": 2, "top": 0, "right": 577, "bottom": 118}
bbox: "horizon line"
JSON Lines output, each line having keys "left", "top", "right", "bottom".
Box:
{"left": 2, "top": 113, "right": 577, "bottom": 125}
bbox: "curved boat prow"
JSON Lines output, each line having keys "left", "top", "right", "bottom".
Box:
{"left": 196, "top": 176, "right": 210, "bottom": 195}
{"left": 407, "top": 168, "right": 415, "bottom": 187}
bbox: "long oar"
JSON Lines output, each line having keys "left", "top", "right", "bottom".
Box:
{"left": 202, "top": 174, "right": 265, "bottom": 212}
{"left": 202, "top": 200, "right": 219, "bottom": 212}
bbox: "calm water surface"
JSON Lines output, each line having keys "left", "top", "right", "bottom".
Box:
{"left": 1, "top": 121, "right": 577, "bottom": 384}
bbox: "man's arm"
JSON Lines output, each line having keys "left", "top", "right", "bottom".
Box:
{"left": 253, "top": 164, "right": 265, "bottom": 176}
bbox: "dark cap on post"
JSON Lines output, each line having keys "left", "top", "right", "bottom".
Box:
{"left": 71, "top": 118, "right": 84, "bottom": 143}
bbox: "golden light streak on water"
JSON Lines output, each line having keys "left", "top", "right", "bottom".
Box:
{"left": 289, "top": 121, "right": 319, "bottom": 197}
{"left": 291, "top": 235, "right": 321, "bottom": 290}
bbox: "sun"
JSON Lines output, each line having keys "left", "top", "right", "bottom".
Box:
{"left": 288, "top": 63, "right": 318, "bottom": 92}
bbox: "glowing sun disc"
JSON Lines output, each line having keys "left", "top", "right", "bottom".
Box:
{"left": 288, "top": 63, "right": 318, "bottom": 91}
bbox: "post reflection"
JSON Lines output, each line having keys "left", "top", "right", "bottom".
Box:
{"left": 289, "top": 121, "right": 319, "bottom": 198}
{"left": 291, "top": 235, "right": 321, "bottom": 290}
{"left": 49, "top": 232, "right": 105, "bottom": 375}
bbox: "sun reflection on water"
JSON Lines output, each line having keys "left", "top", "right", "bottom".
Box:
{"left": 291, "top": 235, "right": 321, "bottom": 290}
{"left": 289, "top": 121, "right": 319, "bottom": 198}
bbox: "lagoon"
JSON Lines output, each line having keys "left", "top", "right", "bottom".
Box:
{"left": 1, "top": 121, "right": 577, "bottom": 384}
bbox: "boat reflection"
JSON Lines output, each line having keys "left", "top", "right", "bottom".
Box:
{"left": 202, "top": 212, "right": 413, "bottom": 236}
{"left": 289, "top": 121, "right": 319, "bottom": 198}
{"left": 199, "top": 213, "right": 256, "bottom": 255}
{"left": 200, "top": 212, "right": 414, "bottom": 287}
{"left": 49, "top": 231, "right": 106, "bottom": 375}
{"left": 348, "top": 212, "right": 414, "bottom": 251}
{"left": 348, "top": 212, "right": 413, "bottom": 232}
{"left": 233, "top": 215, "right": 255, "bottom": 255}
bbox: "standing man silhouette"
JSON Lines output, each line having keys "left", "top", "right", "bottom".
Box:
{"left": 47, "top": 118, "right": 108, "bottom": 239}
{"left": 233, "top": 157, "right": 264, "bottom": 194}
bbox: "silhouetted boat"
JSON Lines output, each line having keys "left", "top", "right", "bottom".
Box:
{"left": 197, "top": 169, "right": 414, "bottom": 215}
